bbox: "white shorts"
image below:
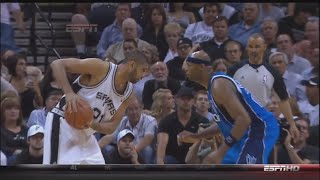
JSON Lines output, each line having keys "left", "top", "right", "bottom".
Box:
{"left": 43, "top": 112, "right": 105, "bottom": 164}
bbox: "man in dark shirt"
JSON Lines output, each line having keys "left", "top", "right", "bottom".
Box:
{"left": 156, "top": 87, "right": 209, "bottom": 164}
{"left": 278, "top": 3, "right": 315, "bottom": 43}
{"left": 166, "top": 37, "right": 192, "bottom": 82}
{"left": 142, "top": 62, "right": 181, "bottom": 110}
{"left": 14, "top": 125, "right": 44, "bottom": 164}
{"left": 106, "top": 129, "right": 145, "bottom": 164}
{"left": 200, "top": 16, "right": 232, "bottom": 63}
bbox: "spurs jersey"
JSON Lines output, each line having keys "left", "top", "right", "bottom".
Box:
{"left": 43, "top": 63, "right": 133, "bottom": 164}
{"left": 72, "top": 63, "right": 133, "bottom": 135}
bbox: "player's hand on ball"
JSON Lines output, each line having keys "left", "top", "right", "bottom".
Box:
{"left": 65, "top": 92, "right": 84, "bottom": 112}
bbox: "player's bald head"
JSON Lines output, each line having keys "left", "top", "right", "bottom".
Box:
{"left": 191, "top": 50, "right": 211, "bottom": 62}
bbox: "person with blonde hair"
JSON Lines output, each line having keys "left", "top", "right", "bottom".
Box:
{"left": 163, "top": 22, "right": 183, "bottom": 63}
{"left": 150, "top": 88, "right": 175, "bottom": 123}
{"left": 212, "top": 58, "right": 230, "bottom": 74}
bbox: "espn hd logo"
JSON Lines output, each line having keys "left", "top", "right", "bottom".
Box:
{"left": 264, "top": 165, "right": 300, "bottom": 172}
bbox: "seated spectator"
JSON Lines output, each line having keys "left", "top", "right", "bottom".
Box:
{"left": 260, "top": 18, "right": 278, "bottom": 62}
{"left": 278, "top": 3, "right": 315, "bottom": 43}
{"left": 228, "top": 3, "right": 262, "bottom": 47}
{"left": 99, "top": 97, "right": 157, "bottom": 164}
{"left": 304, "top": 17, "right": 319, "bottom": 49}
{"left": 104, "top": 129, "right": 145, "bottom": 164}
{"left": 133, "top": 45, "right": 159, "bottom": 103}
{"left": 276, "top": 34, "right": 312, "bottom": 75}
{"left": 269, "top": 52, "right": 307, "bottom": 102}
{"left": 105, "top": 18, "right": 150, "bottom": 64}
{"left": 97, "top": 4, "right": 142, "bottom": 59}
{"left": 123, "top": 39, "right": 138, "bottom": 53}
{"left": 258, "top": 3, "right": 285, "bottom": 22}
{"left": 212, "top": 58, "right": 229, "bottom": 74}
{"left": 199, "top": 16, "right": 233, "bottom": 63}
{"left": 141, "top": 4, "right": 168, "bottom": 61}
{"left": 0, "top": 3, "right": 25, "bottom": 53}
{"left": 299, "top": 77, "right": 319, "bottom": 127}
{"left": 166, "top": 37, "right": 192, "bottom": 82}
{"left": 302, "top": 48, "right": 319, "bottom": 80}
{"left": 183, "top": 3, "right": 206, "bottom": 22}
{"left": 167, "top": 3, "right": 196, "bottom": 30}
{"left": 150, "top": 89, "right": 175, "bottom": 123}
{"left": 6, "top": 54, "right": 43, "bottom": 120}
{"left": 163, "top": 22, "right": 182, "bottom": 64}
{"left": 184, "top": 3, "right": 220, "bottom": 44}
{"left": 156, "top": 87, "right": 209, "bottom": 164}
{"left": 294, "top": 40, "right": 314, "bottom": 62}
{"left": 277, "top": 117, "right": 319, "bottom": 164}
{"left": 198, "top": 3, "right": 241, "bottom": 27}
{"left": 142, "top": 62, "right": 181, "bottom": 110}
{"left": 14, "top": 125, "right": 44, "bottom": 164}
{"left": 193, "top": 90, "right": 215, "bottom": 122}
{"left": 0, "top": 96, "right": 28, "bottom": 159}
{"left": 224, "top": 40, "right": 243, "bottom": 65}
{"left": 27, "top": 90, "right": 63, "bottom": 128}
{"left": 0, "top": 151, "right": 6, "bottom": 166}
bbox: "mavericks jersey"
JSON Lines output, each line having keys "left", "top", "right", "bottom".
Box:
{"left": 207, "top": 72, "right": 279, "bottom": 141}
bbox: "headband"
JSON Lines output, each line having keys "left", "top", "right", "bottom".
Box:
{"left": 186, "top": 56, "right": 211, "bottom": 66}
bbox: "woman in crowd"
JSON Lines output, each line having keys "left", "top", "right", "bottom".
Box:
{"left": 141, "top": 4, "right": 168, "bottom": 61}
{"left": 6, "top": 54, "right": 43, "bottom": 121}
{"left": 211, "top": 58, "right": 230, "bottom": 73}
{"left": 167, "top": 3, "right": 196, "bottom": 30}
{"left": 163, "top": 22, "right": 183, "bottom": 64}
{"left": 0, "top": 95, "right": 28, "bottom": 159}
{"left": 149, "top": 88, "right": 175, "bottom": 123}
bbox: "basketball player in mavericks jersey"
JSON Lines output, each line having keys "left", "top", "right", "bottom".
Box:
{"left": 43, "top": 50, "right": 150, "bottom": 164}
{"left": 179, "top": 50, "right": 280, "bottom": 164}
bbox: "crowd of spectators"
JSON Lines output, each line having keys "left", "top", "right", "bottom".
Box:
{"left": 1, "top": 2, "right": 319, "bottom": 165}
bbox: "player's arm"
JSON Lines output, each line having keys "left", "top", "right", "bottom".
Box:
{"left": 51, "top": 58, "right": 109, "bottom": 112}
{"left": 212, "top": 78, "right": 252, "bottom": 155}
{"left": 90, "top": 94, "right": 134, "bottom": 135}
{"left": 156, "top": 132, "right": 169, "bottom": 164}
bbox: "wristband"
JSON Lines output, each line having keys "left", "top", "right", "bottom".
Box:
{"left": 224, "top": 134, "right": 237, "bottom": 147}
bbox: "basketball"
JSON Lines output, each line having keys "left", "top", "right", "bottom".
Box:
{"left": 64, "top": 99, "right": 94, "bottom": 129}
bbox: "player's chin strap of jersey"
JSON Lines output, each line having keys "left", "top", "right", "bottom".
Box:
{"left": 49, "top": 81, "right": 82, "bottom": 164}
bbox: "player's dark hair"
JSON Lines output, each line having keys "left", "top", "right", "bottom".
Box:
{"left": 122, "top": 50, "right": 148, "bottom": 65}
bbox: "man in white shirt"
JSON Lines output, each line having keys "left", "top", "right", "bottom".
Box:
{"left": 184, "top": 3, "right": 220, "bottom": 44}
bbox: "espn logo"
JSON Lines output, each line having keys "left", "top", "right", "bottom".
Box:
{"left": 66, "top": 24, "right": 98, "bottom": 33}
{"left": 264, "top": 165, "right": 300, "bottom": 172}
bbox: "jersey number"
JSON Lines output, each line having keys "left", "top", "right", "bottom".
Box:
{"left": 93, "top": 107, "right": 104, "bottom": 123}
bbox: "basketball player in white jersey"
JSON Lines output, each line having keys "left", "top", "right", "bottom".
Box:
{"left": 43, "top": 50, "right": 150, "bottom": 164}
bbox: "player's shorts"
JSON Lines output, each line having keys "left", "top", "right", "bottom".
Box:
{"left": 43, "top": 111, "right": 105, "bottom": 165}
{"left": 221, "top": 118, "right": 280, "bottom": 164}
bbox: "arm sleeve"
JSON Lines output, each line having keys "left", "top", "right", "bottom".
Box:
{"left": 144, "top": 117, "right": 157, "bottom": 135}
{"left": 184, "top": 24, "right": 193, "bottom": 40}
{"left": 266, "top": 64, "right": 289, "bottom": 100}
{"left": 8, "top": 3, "right": 20, "bottom": 12}
{"left": 157, "top": 117, "right": 169, "bottom": 134}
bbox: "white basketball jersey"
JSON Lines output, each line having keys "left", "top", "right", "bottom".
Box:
{"left": 70, "top": 63, "right": 133, "bottom": 135}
